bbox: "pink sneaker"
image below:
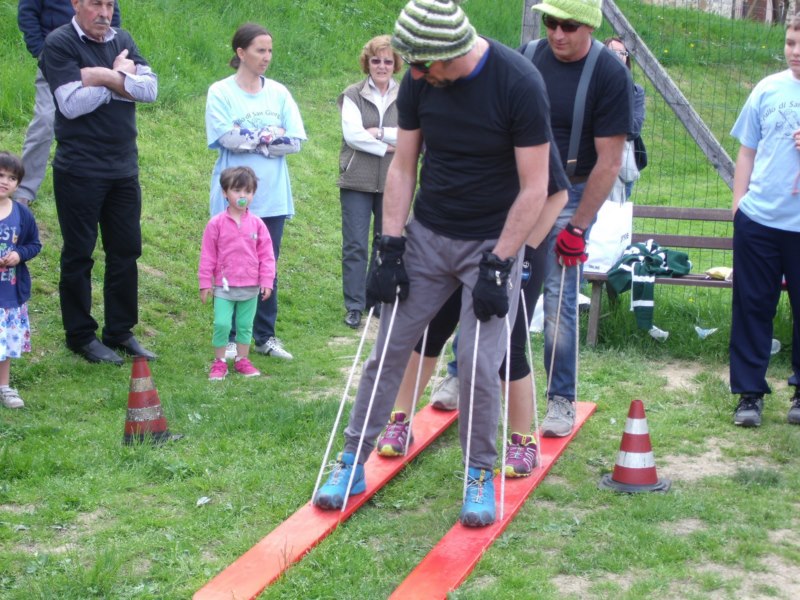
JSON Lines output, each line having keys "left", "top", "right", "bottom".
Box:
{"left": 376, "top": 411, "right": 413, "bottom": 457}
{"left": 503, "top": 432, "right": 538, "bottom": 477}
{"left": 234, "top": 357, "right": 261, "bottom": 377}
{"left": 208, "top": 359, "right": 228, "bottom": 381}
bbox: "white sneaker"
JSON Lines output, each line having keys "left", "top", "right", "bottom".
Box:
{"left": 255, "top": 336, "right": 293, "bottom": 360}
{"left": 224, "top": 342, "right": 237, "bottom": 361}
{"left": 431, "top": 374, "right": 459, "bottom": 411}
{"left": 0, "top": 387, "right": 24, "bottom": 409}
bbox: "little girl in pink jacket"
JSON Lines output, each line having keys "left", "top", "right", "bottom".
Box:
{"left": 198, "top": 166, "right": 275, "bottom": 380}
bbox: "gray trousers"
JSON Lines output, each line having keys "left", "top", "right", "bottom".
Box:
{"left": 18, "top": 68, "right": 55, "bottom": 203}
{"left": 343, "top": 219, "right": 522, "bottom": 470}
{"left": 340, "top": 188, "right": 382, "bottom": 312}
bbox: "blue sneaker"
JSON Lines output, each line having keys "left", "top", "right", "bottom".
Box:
{"left": 459, "top": 467, "right": 495, "bottom": 527}
{"left": 313, "top": 452, "right": 365, "bottom": 510}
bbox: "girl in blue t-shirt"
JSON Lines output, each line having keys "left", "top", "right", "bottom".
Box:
{"left": 0, "top": 151, "right": 42, "bottom": 409}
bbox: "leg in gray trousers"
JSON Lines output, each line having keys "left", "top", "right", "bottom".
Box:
{"left": 343, "top": 220, "right": 521, "bottom": 471}
{"left": 340, "top": 188, "right": 382, "bottom": 312}
{"left": 17, "top": 68, "right": 55, "bottom": 203}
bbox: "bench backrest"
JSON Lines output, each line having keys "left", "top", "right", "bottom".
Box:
{"left": 631, "top": 205, "right": 732, "bottom": 251}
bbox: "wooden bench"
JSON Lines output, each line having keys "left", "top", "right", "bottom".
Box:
{"left": 584, "top": 205, "right": 733, "bottom": 347}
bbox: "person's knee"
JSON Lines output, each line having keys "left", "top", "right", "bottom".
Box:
{"left": 213, "top": 314, "right": 231, "bottom": 333}
{"left": 508, "top": 353, "right": 531, "bottom": 380}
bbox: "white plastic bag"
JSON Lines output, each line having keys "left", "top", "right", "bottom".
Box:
{"left": 618, "top": 139, "right": 640, "bottom": 184}
{"left": 585, "top": 200, "right": 633, "bottom": 274}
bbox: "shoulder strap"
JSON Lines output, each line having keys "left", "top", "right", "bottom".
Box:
{"left": 566, "top": 39, "right": 603, "bottom": 177}
{"left": 522, "top": 39, "right": 604, "bottom": 178}
{"left": 523, "top": 39, "right": 543, "bottom": 62}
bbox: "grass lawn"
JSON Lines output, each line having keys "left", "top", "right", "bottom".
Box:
{"left": 1, "top": 1, "right": 799, "bottom": 598}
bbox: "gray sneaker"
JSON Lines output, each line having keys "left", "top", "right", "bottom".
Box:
{"left": 431, "top": 374, "right": 459, "bottom": 411}
{"left": 541, "top": 395, "right": 575, "bottom": 438}
{"left": 255, "top": 337, "right": 293, "bottom": 360}
{"left": 733, "top": 394, "right": 763, "bottom": 427}
{"left": 224, "top": 341, "right": 237, "bottom": 361}
{"left": 788, "top": 389, "right": 800, "bottom": 425}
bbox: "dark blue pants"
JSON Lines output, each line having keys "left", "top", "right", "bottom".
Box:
{"left": 730, "top": 211, "right": 800, "bottom": 394}
{"left": 53, "top": 169, "right": 142, "bottom": 348}
{"left": 253, "top": 215, "right": 285, "bottom": 344}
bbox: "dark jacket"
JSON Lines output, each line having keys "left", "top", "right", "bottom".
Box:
{"left": 18, "top": 0, "right": 121, "bottom": 58}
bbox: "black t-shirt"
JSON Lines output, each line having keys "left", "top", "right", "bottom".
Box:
{"left": 529, "top": 40, "right": 633, "bottom": 177}
{"left": 397, "top": 39, "right": 552, "bottom": 240}
{"left": 41, "top": 25, "right": 148, "bottom": 177}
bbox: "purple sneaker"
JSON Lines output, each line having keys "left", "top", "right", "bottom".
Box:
{"left": 376, "top": 411, "right": 413, "bottom": 457}
{"left": 503, "top": 432, "right": 538, "bottom": 477}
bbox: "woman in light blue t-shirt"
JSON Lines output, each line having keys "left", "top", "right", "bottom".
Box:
{"left": 205, "top": 23, "right": 307, "bottom": 361}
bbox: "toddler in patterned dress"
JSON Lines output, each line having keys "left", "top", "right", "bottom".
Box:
{"left": 0, "top": 152, "right": 42, "bottom": 408}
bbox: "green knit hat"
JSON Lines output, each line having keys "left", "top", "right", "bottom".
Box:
{"left": 532, "top": 0, "right": 603, "bottom": 29}
{"left": 392, "top": 0, "right": 477, "bottom": 62}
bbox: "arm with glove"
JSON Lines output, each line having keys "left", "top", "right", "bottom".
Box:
{"left": 555, "top": 134, "right": 626, "bottom": 267}
{"left": 472, "top": 143, "right": 549, "bottom": 321}
{"left": 364, "top": 127, "right": 421, "bottom": 307}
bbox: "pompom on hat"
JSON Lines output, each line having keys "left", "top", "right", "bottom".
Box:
{"left": 532, "top": 0, "right": 603, "bottom": 29}
{"left": 392, "top": 0, "right": 477, "bottom": 62}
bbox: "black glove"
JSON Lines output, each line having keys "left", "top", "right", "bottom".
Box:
{"left": 472, "top": 251, "right": 515, "bottom": 322}
{"left": 366, "top": 234, "right": 409, "bottom": 308}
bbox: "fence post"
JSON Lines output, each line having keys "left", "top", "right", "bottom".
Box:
{"left": 521, "top": 0, "right": 541, "bottom": 44}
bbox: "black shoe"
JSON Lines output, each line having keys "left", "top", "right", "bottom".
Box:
{"left": 734, "top": 394, "right": 764, "bottom": 427}
{"left": 107, "top": 336, "right": 157, "bottom": 360}
{"left": 788, "top": 388, "right": 800, "bottom": 425}
{"left": 344, "top": 309, "right": 362, "bottom": 329}
{"left": 70, "top": 339, "right": 124, "bottom": 366}
{"left": 373, "top": 303, "right": 381, "bottom": 319}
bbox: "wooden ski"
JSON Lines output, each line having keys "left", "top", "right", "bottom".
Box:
{"left": 194, "top": 404, "right": 458, "bottom": 600}
{"left": 389, "top": 401, "right": 596, "bottom": 599}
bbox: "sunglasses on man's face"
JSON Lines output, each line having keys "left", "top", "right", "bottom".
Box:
{"left": 369, "top": 57, "right": 395, "bottom": 66}
{"left": 543, "top": 15, "right": 582, "bottom": 33}
{"left": 401, "top": 56, "right": 434, "bottom": 73}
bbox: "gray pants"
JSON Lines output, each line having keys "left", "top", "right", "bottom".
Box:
{"left": 343, "top": 219, "right": 522, "bottom": 470}
{"left": 340, "top": 188, "right": 382, "bottom": 312}
{"left": 18, "top": 68, "right": 55, "bottom": 203}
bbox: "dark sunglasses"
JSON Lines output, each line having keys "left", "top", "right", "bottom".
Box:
{"left": 401, "top": 56, "right": 434, "bottom": 73}
{"left": 369, "top": 57, "right": 395, "bottom": 66}
{"left": 543, "top": 15, "right": 582, "bottom": 33}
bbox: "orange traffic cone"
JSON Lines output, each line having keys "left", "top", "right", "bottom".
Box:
{"left": 599, "top": 399, "right": 670, "bottom": 492}
{"left": 123, "top": 357, "right": 180, "bottom": 445}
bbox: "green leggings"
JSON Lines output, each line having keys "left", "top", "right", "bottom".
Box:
{"left": 212, "top": 296, "right": 257, "bottom": 348}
